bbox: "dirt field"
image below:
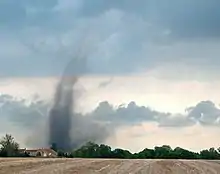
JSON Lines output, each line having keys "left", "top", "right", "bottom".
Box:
{"left": 0, "top": 158, "right": 220, "bottom": 174}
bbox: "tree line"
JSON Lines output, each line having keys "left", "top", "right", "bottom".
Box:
{"left": 56, "top": 142, "right": 220, "bottom": 160}
{"left": 1, "top": 134, "right": 220, "bottom": 159}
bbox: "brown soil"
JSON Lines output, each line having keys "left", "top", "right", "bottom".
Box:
{"left": 0, "top": 158, "right": 220, "bottom": 174}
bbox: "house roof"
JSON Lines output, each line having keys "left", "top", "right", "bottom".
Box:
{"left": 19, "top": 148, "right": 57, "bottom": 155}
{"left": 39, "top": 148, "right": 57, "bottom": 155}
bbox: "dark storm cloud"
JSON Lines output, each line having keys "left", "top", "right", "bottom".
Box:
{"left": 1, "top": 0, "right": 220, "bottom": 77}
{"left": 158, "top": 115, "right": 196, "bottom": 128}
{"left": 155, "top": 0, "right": 220, "bottom": 38}
{"left": 1, "top": 95, "right": 220, "bottom": 131}
{"left": 5, "top": 0, "right": 220, "bottom": 39}
{"left": 88, "top": 100, "right": 220, "bottom": 127}
{"left": 1, "top": 94, "right": 220, "bottom": 148}
{"left": 79, "top": 0, "right": 220, "bottom": 38}
{"left": 187, "top": 101, "right": 220, "bottom": 126}
{"left": 88, "top": 101, "right": 194, "bottom": 127}
{"left": 0, "top": 0, "right": 59, "bottom": 30}
{"left": 89, "top": 101, "right": 161, "bottom": 126}
{"left": 0, "top": 0, "right": 26, "bottom": 28}
{"left": 0, "top": 94, "right": 47, "bottom": 128}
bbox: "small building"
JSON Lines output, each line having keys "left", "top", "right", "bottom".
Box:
{"left": 19, "top": 148, "right": 57, "bottom": 158}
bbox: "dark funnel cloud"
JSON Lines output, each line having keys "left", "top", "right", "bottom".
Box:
{"left": 48, "top": 77, "right": 76, "bottom": 150}
{"left": 48, "top": 51, "right": 86, "bottom": 150}
{"left": 47, "top": 39, "right": 110, "bottom": 150}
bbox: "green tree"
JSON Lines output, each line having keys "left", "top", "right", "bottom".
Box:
{"left": 137, "top": 148, "right": 155, "bottom": 159}
{"left": 72, "top": 142, "right": 100, "bottom": 158}
{"left": 111, "top": 148, "right": 132, "bottom": 159}
{"left": 57, "top": 150, "right": 65, "bottom": 157}
{"left": 0, "top": 134, "right": 19, "bottom": 157}
{"left": 172, "top": 147, "right": 199, "bottom": 159}
{"left": 200, "top": 148, "right": 220, "bottom": 159}
{"left": 154, "top": 145, "right": 172, "bottom": 159}
{"left": 98, "top": 144, "right": 112, "bottom": 158}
